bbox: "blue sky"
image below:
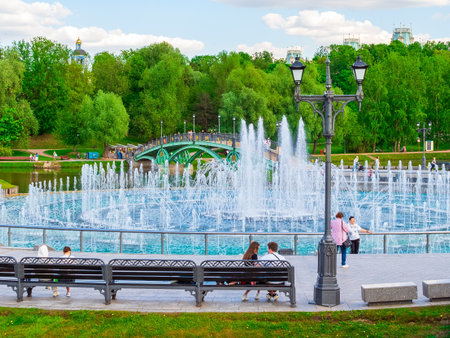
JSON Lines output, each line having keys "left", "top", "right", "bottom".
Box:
{"left": 1, "top": 0, "right": 449, "bottom": 59}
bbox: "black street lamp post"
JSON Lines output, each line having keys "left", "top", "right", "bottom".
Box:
{"left": 184, "top": 120, "right": 186, "bottom": 134}
{"left": 76, "top": 133, "right": 80, "bottom": 158}
{"left": 290, "top": 55, "right": 368, "bottom": 307}
{"left": 232, "top": 116, "right": 236, "bottom": 148}
{"left": 218, "top": 115, "right": 221, "bottom": 134}
{"left": 417, "top": 122, "right": 432, "bottom": 169}
{"left": 193, "top": 114, "right": 196, "bottom": 135}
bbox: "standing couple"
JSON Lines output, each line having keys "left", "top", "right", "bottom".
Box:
{"left": 331, "top": 212, "right": 372, "bottom": 267}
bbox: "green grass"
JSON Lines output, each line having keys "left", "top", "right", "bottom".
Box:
{"left": 0, "top": 306, "right": 448, "bottom": 336}
{"left": 12, "top": 150, "right": 32, "bottom": 156}
{"left": 0, "top": 178, "right": 15, "bottom": 189}
{"left": 0, "top": 160, "right": 120, "bottom": 169}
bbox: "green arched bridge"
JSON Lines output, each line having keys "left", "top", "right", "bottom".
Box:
{"left": 120, "top": 133, "right": 279, "bottom": 165}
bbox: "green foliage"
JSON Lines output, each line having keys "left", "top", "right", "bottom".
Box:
{"left": 92, "top": 52, "right": 129, "bottom": 96}
{"left": 89, "top": 91, "right": 129, "bottom": 147}
{"left": 14, "top": 37, "right": 70, "bottom": 134}
{"left": 1, "top": 37, "right": 450, "bottom": 153}
{"left": 0, "top": 111, "right": 23, "bottom": 147}
{"left": 55, "top": 62, "right": 94, "bottom": 148}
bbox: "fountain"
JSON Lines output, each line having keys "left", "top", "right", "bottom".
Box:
{"left": 0, "top": 116, "right": 449, "bottom": 254}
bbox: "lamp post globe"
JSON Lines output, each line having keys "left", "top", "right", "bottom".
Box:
{"left": 351, "top": 55, "right": 369, "bottom": 85}
{"left": 289, "top": 57, "right": 306, "bottom": 85}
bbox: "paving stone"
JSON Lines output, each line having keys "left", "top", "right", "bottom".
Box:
{"left": 0, "top": 247, "right": 449, "bottom": 312}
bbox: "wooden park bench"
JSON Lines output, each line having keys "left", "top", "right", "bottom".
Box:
{"left": 12, "top": 257, "right": 110, "bottom": 303}
{"left": 107, "top": 258, "right": 199, "bottom": 305}
{"left": 60, "top": 155, "right": 70, "bottom": 160}
{"left": 0, "top": 256, "right": 18, "bottom": 292}
{"left": 197, "top": 260, "right": 296, "bottom": 307}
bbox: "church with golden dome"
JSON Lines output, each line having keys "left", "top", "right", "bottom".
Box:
{"left": 72, "top": 37, "right": 87, "bottom": 66}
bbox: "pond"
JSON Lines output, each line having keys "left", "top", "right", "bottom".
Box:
{"left": 0, "top": 168, "right": 81, "bottom": 193}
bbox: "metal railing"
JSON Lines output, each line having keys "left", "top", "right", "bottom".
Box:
{"left": 1, "top": 224, "right": 448, "bottom": 255}
{"left": 111, "top": 132, "right": 280, "bottom": 160}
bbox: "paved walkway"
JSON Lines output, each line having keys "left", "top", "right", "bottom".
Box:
{"left": 0, "top": 247, "right": 448, "bottom": 313}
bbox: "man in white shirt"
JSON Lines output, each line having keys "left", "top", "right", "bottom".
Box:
{"left": 260, "top": 242, "right": 286, "bottom": 301}
{"left": 348, "top": 216, "right": 372, "bottom": 254}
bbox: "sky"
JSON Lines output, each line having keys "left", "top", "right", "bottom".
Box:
{"left": 0, "top": 0, "right": 449, "bottom": 59}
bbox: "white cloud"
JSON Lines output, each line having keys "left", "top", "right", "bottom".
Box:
{"left": 235, "top": 41, "right": 287, "bottom": 59}
{"left": 216, "top": 0, "right": 450, "bottom": 9}
{"left": 415, "top": 33, "right": 450, "bottom": 43}
{"left": 0, "top": 0, "right": 204, "bottom": 55}
{"left": 263, "top": 10, "right": 392, "bottom": 45}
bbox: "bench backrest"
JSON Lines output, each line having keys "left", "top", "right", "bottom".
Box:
{"left": 108, "top": 259, "right": 197, "bottom": 284}
{"left": 19, "top": 257, "right": 106, "bottom": 281}
{"left": 0, "top": 256, "right": 18, "bottom": 282}
{"left": 199, "top": 260, "right": 294, "bottom": 284}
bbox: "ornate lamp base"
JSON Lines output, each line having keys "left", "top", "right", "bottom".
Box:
{"left": 313, "top": 238, "right": 340, "bottom": 306}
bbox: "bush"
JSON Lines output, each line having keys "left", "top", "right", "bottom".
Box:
{"left": 0, "top": 146, "right": 12, "bottom": 156}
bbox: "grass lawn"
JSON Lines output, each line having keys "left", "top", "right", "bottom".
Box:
{"left": 0, "top": 306, "right": 448, "bottom": 336}
{"left": 0, "top": 178, "right": 15, "bottom": 189}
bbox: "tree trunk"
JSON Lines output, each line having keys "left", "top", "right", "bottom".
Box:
{"left": 313, "top": 138, "right": 318, "bottom": 155}
{"left": 372, "top": 142, "right": 376, "bottom": 153}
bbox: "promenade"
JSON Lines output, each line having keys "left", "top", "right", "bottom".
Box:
{"left": 0, "top": 247, "right": 448, "bottom": 313}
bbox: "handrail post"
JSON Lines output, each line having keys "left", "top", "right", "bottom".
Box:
{"left": 80, "top": 230, "right": 83, "bottom": 252}
{"left": 8, "top": 226, "right": 11, "bottom": 247}
{"left": 426, "top": 233, "right": 430, "bottom": 253}
{"left": 383, "top": 234, "right": 387, "bottom": 254}
{"left": 43, "top": 229, "right": 46, "bottom": 245}
{"left": 249, "top": 234, "right": 253, "bottom": 245}
{"left": 205, "top": 233, "right": 208, "bottom": 255}
{"left": 161, "top": 233, "right": 164, "bottom": 254}
{"left": 120, "top": 232, "right": 123, "bottom": 253}
{"left": 294, "top": 234, "right": 298, "bottom": 255}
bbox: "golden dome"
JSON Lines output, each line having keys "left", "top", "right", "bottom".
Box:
{"left": 76, "top": 37, "right": 81, "bottom": 45}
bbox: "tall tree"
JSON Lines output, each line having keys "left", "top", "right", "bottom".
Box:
{"left": 14, "top": 37, "right": 70, "bottom": 133}
{"left": 92, "top": 52, "right": 129, "bottom": 96}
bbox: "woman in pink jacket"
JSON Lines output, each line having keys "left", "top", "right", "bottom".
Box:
{"left": 330, "top": 211, "right": 349, "bottom": 268}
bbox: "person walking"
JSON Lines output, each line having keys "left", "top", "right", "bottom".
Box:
{"left": 260, "top": 241, "right": 286, "bottom": 301}
{"left": 331, "top": 212, "right": 349, "bottom": 268}
{"left": 431, "top": 157, "right": 437, "bottom": 171}
{"left": 348, "top": 216, "right": 372, "bottom": 254}
{"left": 353, "top": 156, "right": 359, "bottom": 172}
{"left": 241, "top": 241, "right": 261, "bottom": 302}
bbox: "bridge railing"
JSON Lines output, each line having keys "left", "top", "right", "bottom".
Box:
{"left": 133, "top": 132, "right": 280, "bottom": 160}
{"left": 0, "top": 224, "right": 448, "bottom": 256}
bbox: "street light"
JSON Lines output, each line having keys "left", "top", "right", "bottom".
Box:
{"left": 184, "top": 120, "right": 186, "bottom": 134}
{"left": 290, "top": 55, "right": 368, "bottom": 307}
{"left": 218, "top": 115, "right": 221, "bottom": 134}
{"left": 160, "top": 120, "right": 163, "bottom": 139}
{"left": 232, "top": 116, "right": 236, "bottom": 148}
{"left": 417, "top": 121, "right": 432, "bottom": 168}
{"left": 193, "top": 114, "right": 196, "bottom": 134}
{"left": 76, "top": 133, "right": 80, "bottom": 158}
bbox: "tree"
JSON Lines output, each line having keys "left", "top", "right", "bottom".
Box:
{"left": 0, "top": 49, "right": 38, "bottom": 148}
{"left": 92, "top": 52, "right": 128, "bottom": 96}
{"left": 14, "top": 37, "right": 70, "bottom": 133}
{"left": 55, "top": 62, "right": 94, "bottom": 148}
{"left": 125, "top": 43, "right": 191, "bottom": 139}
{"left": 90, "top": 91, "right": 129, "bottom": 147}
{"left": 0, "top": 110, "right": 23, "bottom": 147}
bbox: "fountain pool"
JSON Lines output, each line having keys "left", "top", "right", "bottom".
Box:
{"left": 0, "top": 117, "right": 449, "bottom": 255}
